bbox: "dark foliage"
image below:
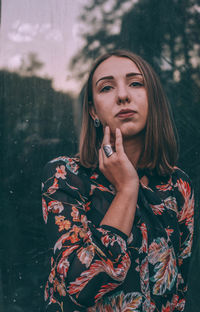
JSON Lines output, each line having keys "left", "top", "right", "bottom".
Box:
{"left": 0, "top": 71, "right": 77, "bottom": 311}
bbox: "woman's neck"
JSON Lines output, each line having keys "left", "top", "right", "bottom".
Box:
{"left": 109, "top": 130, "right": 144, "bottom": 169}
{"left": 123, "top": 135, "right": 144, "bottom": 168}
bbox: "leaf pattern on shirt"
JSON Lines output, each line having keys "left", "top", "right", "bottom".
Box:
{"left": 89, "top": 291, "right": 143, "bottom": 312}
{"left": 176, "top": 178, "right": 194, "bottom": 260}
{"left": 41, "top": 157, "right": 194, "bottom": 311}
{"left": 150, "top": 203, "right": 165, "bottom": 215}
{"left": 176, "top": 178, "right": 194, "bottom": 225}
{"left": 140, "top": 256, "right": 149, "bottom": 295}
{"left": 68, "top": 253, "right": 131, "bottom": 296}
{"left": 139, "top": 223, "right": 148, "bottom": 253}
{"left": 149, "top": 237, "right": 178, "bottom": 295}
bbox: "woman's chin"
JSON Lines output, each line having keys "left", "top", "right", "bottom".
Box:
{"left": 121, "top": 127, "right": 146, "bottom": 140}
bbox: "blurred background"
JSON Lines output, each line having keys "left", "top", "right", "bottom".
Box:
{"left": 0, "top": 0, "right": 199, "bottom": 311}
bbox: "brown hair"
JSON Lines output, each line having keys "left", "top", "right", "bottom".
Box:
{"left": 79, "top": 49, "right": 178, "bottom": 176}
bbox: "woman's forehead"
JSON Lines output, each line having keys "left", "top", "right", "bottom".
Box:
{"left": 93, "top": 56, "right": 141, "bottom": 83}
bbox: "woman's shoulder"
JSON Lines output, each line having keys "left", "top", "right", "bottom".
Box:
{"left": 42, "top": 156, "right": 90, "bottom": 195}
{"left": 172, "top": 166, "right": 192, "bottom": 185}
{"left": 171, "top": 166, "right": 194, "bottom": 204}
{"left": 46, "top": 155, "right": 81, "bottom": 176}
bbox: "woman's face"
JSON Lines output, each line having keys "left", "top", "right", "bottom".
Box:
{"left": 91, "top": 56, "right": 148, "bottom": 140}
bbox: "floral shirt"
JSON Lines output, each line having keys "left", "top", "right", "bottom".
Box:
{"left": 41, "top": 156, "right": 194, "bottom": 312}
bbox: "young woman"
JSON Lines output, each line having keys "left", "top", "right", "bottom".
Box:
{"left": 41, "top": 50, "right": 194, "bottom": 311}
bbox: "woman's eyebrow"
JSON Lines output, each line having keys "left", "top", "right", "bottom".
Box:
{"left": 96, "top": 75, "right": 114, "bottom": 86}
{"left": 95, "top": 72, "right": 143, "bottom": 86}
{"left": 126, "top": 72, "right": 143, "bottom": 78}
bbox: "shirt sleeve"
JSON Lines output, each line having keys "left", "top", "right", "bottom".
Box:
{"left": 41, "top": 158, "right": 131, "bottom": 309}
{"left": 173, "top": 168, "right": 195, "bottom": 307}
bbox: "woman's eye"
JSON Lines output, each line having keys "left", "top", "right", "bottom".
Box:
{"left": 130, "top": 81, "right": 143, "bottom": 87}
{"left": 100, "top": 85, "right": 113, "bottom": 92}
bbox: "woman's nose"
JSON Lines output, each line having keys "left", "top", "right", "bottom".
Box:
{"left": 116, "top": 85, "right": 130, "bottom": 105}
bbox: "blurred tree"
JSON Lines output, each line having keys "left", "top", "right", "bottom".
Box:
{"left": 19, "top": 52, "right": 44, "bottom": 76}
{"left": 71, "top": 0, "right": 200, "bottom": 83}
{"left": 0, "top": 69, "right": 77, "bottom": 311}
{"left": 70, "top": 0, "right": 133, "bottom": 79}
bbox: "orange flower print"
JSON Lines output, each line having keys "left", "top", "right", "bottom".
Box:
{"left": 44, "top": 281, "right": 49, "bottom": 301}
{"left": 161, "top": 301, "right": 171, "bottom": 312}
{"left": 54, "top": 279, "right": 66, "bottom": 297}
{"left": 90, "top": 184, "right": 96, "bottom": 195}
{"left": 42, "top": 198, "right": 48, "bottom": 224}
{"left": 66, "top": 226, "right": 80, "bottom": 244}
{"left": 71, "top": 206, "right": 80, "bottom": 222}
{"left": 77, "top": 245, "right": 95, "bottom": 268}
{"left": 48, "top": 267, "right": 56, "bottom": 283}
{"left": 97, "top": 184, "right": 113, "bottom": 193}
{"left": 48, "top": 200, "right": 64, "bottom": 214}
{"left": 85, "top": 201, "right": 91, "bottom": 212}
{"left": 90, "top": 173, "right": 99, "bottom": 179}
{"left": 166, "top": 228, "right": 174, "bottom": 241}
{"left": 55, "top": 165, "right": 67, "bottom": 179}
{"left": 156, "top": 177, "right": 173, "bottom": 192}
{"left": 57, "top": 256, "right": 70, "bottom": 278}
{"left": 69, "top": 225, "right": 87, "bottom": 243}
{"left": 55, "top": 216, "right": 71, "bottom": 232}
{"left": 49, "top": 297, "right": 57, "bottom": 304}
{"left": 47, "top": 178, "right": 59, "bottom": 194}
{"left": 80, "top": 215, "right": 88, "bottom": 231}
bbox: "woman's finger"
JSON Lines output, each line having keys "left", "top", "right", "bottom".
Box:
{"left": 101, "top": 126, "right": 114, "bottom": 160}
{"left": 115, "top": 128, "right": 124, "bottom": 156}
{"left": 102, "top": 126, "right": 110, "bottom": 146}
{"left": 98, "top": 148, "right": 103, "bottom": 168}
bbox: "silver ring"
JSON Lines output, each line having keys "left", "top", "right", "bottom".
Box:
{"left": 103, "top": 145, "right": 113, "bottom": 158}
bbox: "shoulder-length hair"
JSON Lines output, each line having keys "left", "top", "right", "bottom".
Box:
{"left": 79, "top": 49, "right": 178, "bottom": 176}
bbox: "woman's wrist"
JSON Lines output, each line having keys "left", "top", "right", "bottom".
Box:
{"left": 116, "top": 179, "right": 139, "bottom": 195}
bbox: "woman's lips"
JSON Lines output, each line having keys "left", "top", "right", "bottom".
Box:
{"left": 116, "top": 110, "right": 136, "bottom": 118}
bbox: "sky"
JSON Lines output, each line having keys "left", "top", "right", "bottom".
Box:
{"left": 0, "top": 0, "right": 89, "bottom": 94}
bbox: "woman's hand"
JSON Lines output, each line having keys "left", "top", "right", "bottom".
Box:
{"left": 99, "top": 126, "right": 139, "bottom": 235}
{"left": 99, "top": 126, "right": 139, "bottom": 193}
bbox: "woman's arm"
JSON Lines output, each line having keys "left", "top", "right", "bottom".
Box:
{"left": 42, "top": 128, "right": 139, "bottom": 309}
{"left": 173, "top": 169, "right": 195, "bottom": 308}
{"left": 99, "top": 127, "right": 139, "bottom": 236}
{"left": 42, "top": 158, "right": 132, "bottom": 309}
